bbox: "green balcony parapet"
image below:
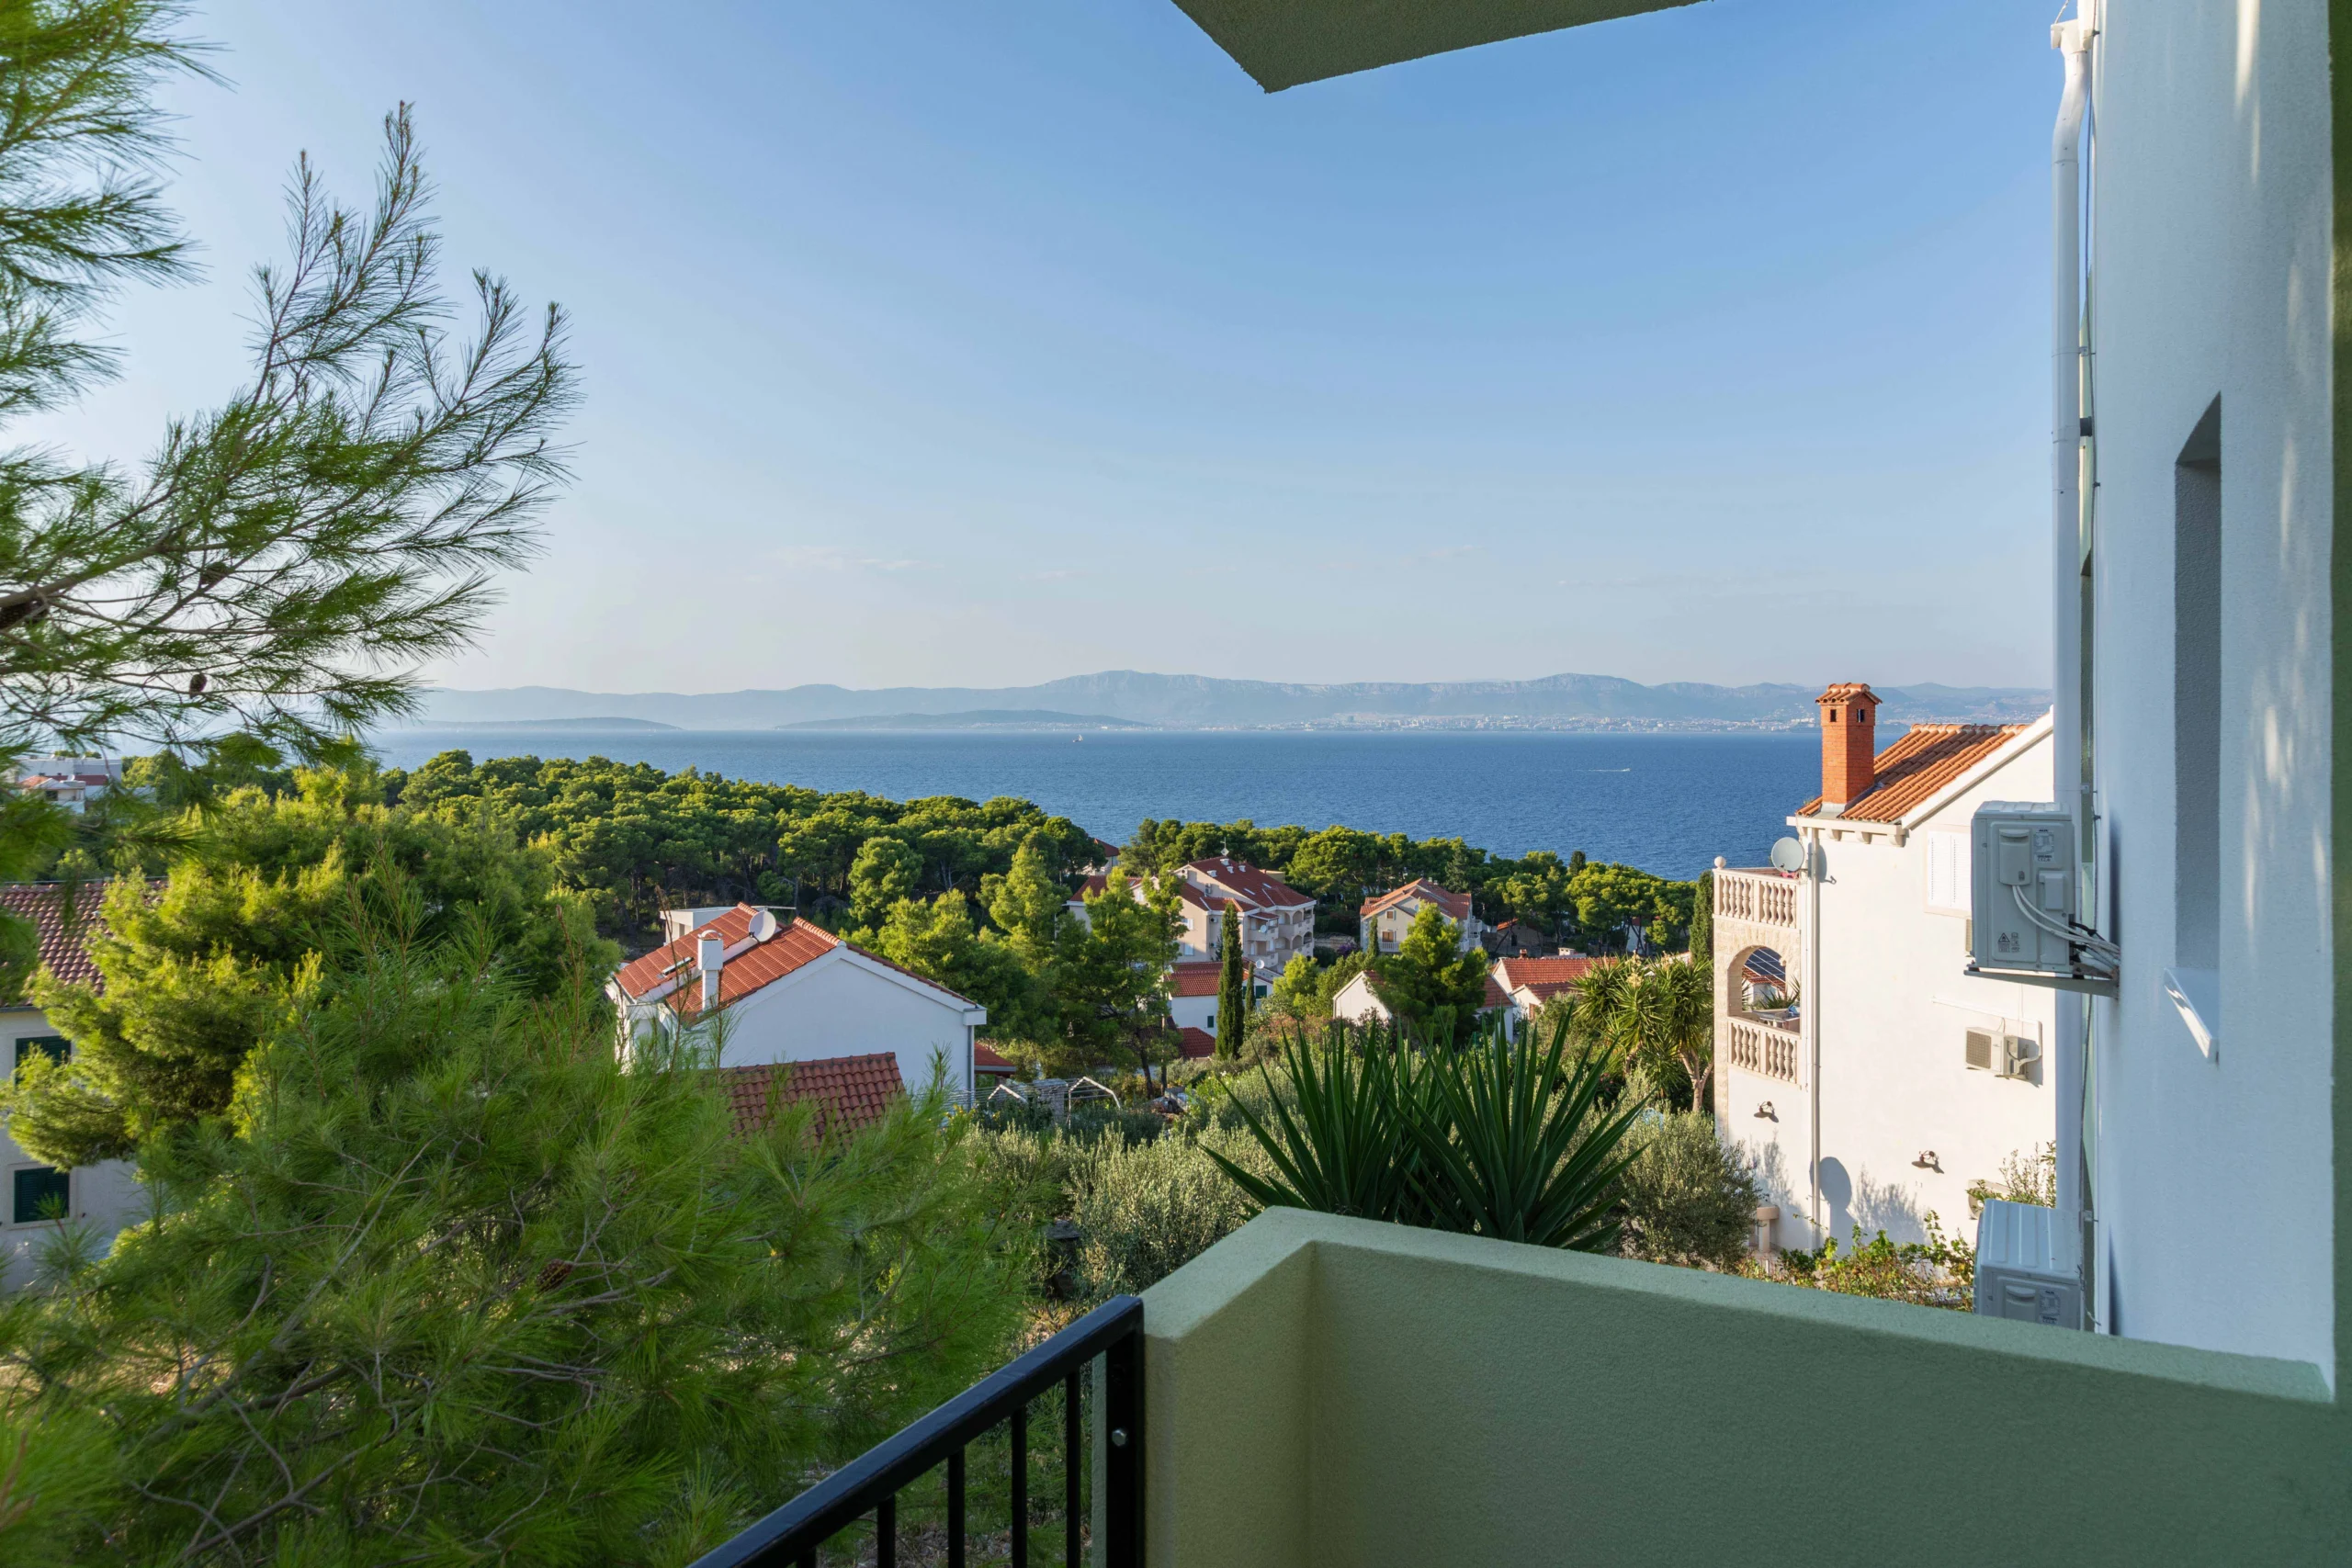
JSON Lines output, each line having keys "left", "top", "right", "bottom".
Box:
{"left": 1140, "top": 1209, "right": 2349, "bottom": 1566}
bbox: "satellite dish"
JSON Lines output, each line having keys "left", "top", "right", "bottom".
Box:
{"left": 1769, "top": 837, "right": 1805, "bottom": 874}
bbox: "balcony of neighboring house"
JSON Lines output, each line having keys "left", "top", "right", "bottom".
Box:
{"left": 1713, "top": 863, "right": 1804, "bottom": 1107}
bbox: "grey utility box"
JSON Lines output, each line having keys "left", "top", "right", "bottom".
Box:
{"left": 1973, "top": 1198, "right": 2082, "bottom": 1329}
{"left": 1971, "top": 801, "right": 2078, "bottom": 975}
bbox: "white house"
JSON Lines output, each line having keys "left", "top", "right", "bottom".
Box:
{"left": 1359, "top": 879, "right": 1487, "bottom": 956}
{"left": 609, "top": 904, "right": 988, "bottom": 1100}
{"left": 0, "top": 884, "right": 147, "bottom": 1288}
{"left": 1714, "top": 688, "right": 2059, "bottom": 1250}
{"left": 14, "top": 757, "right": 121, "bottom": 815}
{"left": 1489, "top": 954, "right": 1601, "bottom": 1037}
{"left": 1331, "top": 966, "right": 1510, "bottom": 1029}
{"left": 1165, "top": 959, "right": 1222, "bottom": 1033}
{"left": 1070, "top": 859, "right": 1317, "bottom": 977}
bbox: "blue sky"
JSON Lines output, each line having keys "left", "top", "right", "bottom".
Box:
{"left": 18, "top": 0, "right": 2064, "bottom": 694}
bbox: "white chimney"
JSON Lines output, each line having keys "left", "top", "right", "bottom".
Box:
{"left": 698, "top": 931, "right": 724, "bottom": 1010}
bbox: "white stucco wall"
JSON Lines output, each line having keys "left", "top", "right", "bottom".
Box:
{"left": 1731, "top": 729, "right": 2060, "bottom": 1251}
{"left": 707, "top": 953, "right": 980, "bottom": 1098}
{"left": 2083, "top": 0, "right": 2334, "bottom": 1372}
{"left": 0, "top": 1007, "right": 141, "bottom": 1290}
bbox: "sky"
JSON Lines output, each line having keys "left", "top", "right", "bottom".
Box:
{"left": 17, "top": 0, "right": 2067, "bottom": 695}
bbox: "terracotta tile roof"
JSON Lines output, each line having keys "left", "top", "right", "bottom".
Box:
{"left": 1183, "top": 859, "right": 1315, "bottom": 910}
{"left": 1795, "top": 722, "right": 2031, "bottom": 825}
{"left": 1068, "top": 874, "right": 1112, "bottom": 904}
{"left": 718, "top": 1054, "right": 904, "bottom": 1139}
{"left": 1359, "top": 878, "right": 1472, "bottom": 923}
{"left": 0, "top": 881, "right": 158, "bottom": 995}
{"left": 1817, "top": 682, "right": 1880, "bottom": 705}
{"left": 1170, "top": 961, "right": 1223, "bottom": 998}
{"left": 612, "top": 903, "right": 975, "bottom": 1017}
{"left": 974, "top": 1043, "right": 1016, "bottom": 1076}
{"left": 1493, "top": 954, "right": 1601, "bottom": 1005}
{"left": 1177, "top": 1026, "right": 1217, "bottom": 1059}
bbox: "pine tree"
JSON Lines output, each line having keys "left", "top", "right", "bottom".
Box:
{"left": 1216, "top": 899, "right": 1246, "bottom": 1059}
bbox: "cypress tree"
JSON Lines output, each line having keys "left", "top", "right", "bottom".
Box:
{"left": 1216, "top": 903, "right": 1246, "bottom": 1059}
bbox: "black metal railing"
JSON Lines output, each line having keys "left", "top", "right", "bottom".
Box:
{"left": 691, "top": 1295, "right": 1143, "bottom": 1568}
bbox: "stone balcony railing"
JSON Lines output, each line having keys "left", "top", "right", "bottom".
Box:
{"left": 1714, "top": 866, "right": 1798, "bottom": 928}
{"left": 1724, "top": 1013, "right": 1801, "bottom": 1083}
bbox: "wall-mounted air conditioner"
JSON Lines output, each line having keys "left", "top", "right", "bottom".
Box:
{"left": 1973, "top": 1199, "right": 2082, "bottom": 1329}
{"left": 1966, "top": 802, "right": 2118, "bottom": 996}
{"left": 1963, "top": 1030, "right": 2042, "bottom": 1081}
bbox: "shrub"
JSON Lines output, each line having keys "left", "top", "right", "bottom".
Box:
{"left": 0, "top": 904, "right": 1035, "bottom": 1563}
{"left": 1761, "top": 1218, "right": 1976, "bottom": 1312}
{"left": 1064, "top": 1100, "right": 1167, "bottom": 1146}
{"left": 1617, "top": 1110, "right": 1759, "bottom": 1269}
{"left": 1966, "top": 1142, "right": 2058, "bottom": 1217}
{"left": 1068, "top": 1126, "right": 1269, "bottom": 1297}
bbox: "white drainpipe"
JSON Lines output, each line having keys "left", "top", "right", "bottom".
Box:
{"left": 2050, "top": 6, "right": 2096, "bottom": 1316}
{"left": 699, "top": 931, "right": 724, "bottom": 1013}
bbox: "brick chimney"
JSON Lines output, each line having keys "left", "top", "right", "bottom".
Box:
{"left": 1816, "top": 683, "right": 1882, "bottom": 813}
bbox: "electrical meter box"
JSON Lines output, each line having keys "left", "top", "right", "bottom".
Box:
{"left": 1974, "top": 1198, "right": 2082, "bottom": 1329}
{"left": 1971, "top": 802, "right": 2077, "bottom": 975}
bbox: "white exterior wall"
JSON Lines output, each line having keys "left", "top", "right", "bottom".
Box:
{"left": 1169, "top": 992, "right": 1217, "bottom": 1032}
{"left": 2086, "top": 0, "right": 2335, "bottom": 1371}
{"left": 0, "top": 1006, "right": 141, "bottom": 1289}
{"left": 628, "top": 954, "right": 981, "bottom": 1099}
{"left": 1732, "top": 730, "right": 2060, "bottom": 1250}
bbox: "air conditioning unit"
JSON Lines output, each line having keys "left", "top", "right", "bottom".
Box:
{"left": 1964, "top": 1028, "right": 1994, "bottom": 1071}
{"left": 1999, "top": 1034, "right": 2041, "bottom": 1081}
{"left": 1968, "top": 803, "right": 2117, "bottom": 994}
{"left": 1973, "top": 1199, "right": 2081, "bottom": 1329}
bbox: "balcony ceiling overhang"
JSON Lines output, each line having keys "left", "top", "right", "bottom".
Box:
{"left": 1170, "top": 0, "right": 1704, "bottom": 92}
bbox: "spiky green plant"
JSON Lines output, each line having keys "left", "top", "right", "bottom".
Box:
{"left": 1203, "top": 1022, "right": 1426, "bottom": 1222}
{"left": 1411, "top": 1014, "right": 1647, "bottom": 1251}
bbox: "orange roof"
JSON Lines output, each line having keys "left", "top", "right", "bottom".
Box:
{"left": 612, "top": 903, "right": 975, "bottom": 1016}
{"left": 1359, "top": 878, "right": 1472, "bottom": 923}
{"left": 1795, "top": 723, "right": 2030, "bottom": 825}
{"left": 1184, "top": 859, "right": 1315, "bottom": 910}
{"left": 1177, "top": 1026, "right": 1218, "bottom": 1059}
{"left": 0, "top": 881, "right": 159, "bottom": 994}
{"left": 974, "top": 1043, "right": 1016, "bottom": 1076}
{"left": 1817, "top": 682, "right": 1880, "bottom": 705}
{"left": 718, "top": 1054, "right": 904, "bottom": 1139}
{"left": 1170, "top": 960, "right": 1223, "bottom": 998}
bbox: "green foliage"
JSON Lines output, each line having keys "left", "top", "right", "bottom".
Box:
{"left": 1121, "top": 818, "right": 1696, "bottom": 953}
{"left": 1767, "top": 1220, "right": 1975, "bottom": 1312}
{"left": 1410, "top": 1019, "right": 1645, "bottom": 1251}
{"left": 1610, "top": 955, "right": 1714, "bottom": 1112}
{"left": 1210, "top": 1018, "right": 1645, "bottom": 1253}
{"left": 0, "top": 771, "right": 612, "bottom": 1165}
{"left": 981, "top": 833, "right": 1067, "bottom": 967}
{"left": 1373, "top": 902, "right": 1490, "bottom": 1040}
{"left": 1216, "top": 897, "right": 1247, "bottom": 1060}
{"left": 1618, "top": 1108, "right": 1759, "bottom": 1269}
{"left": 0, "top": 16, "right": 575, "bottom": 756}
{"left": 1690, "top": 868, "right": 1713, "bottom": 970}
{"left": 1966, "top": 1142, "right": 2059, "bottom": 1218}
{"left": 1067, "top": 1125, "right": 1268, "bottom": 1297}
{"left": 1207, "top": 1026, "right": 1427, "bottom": 1224}
{"left": 385, "top": 750, "right": 1096, "bottom": 944}
{"left": 1041, "top": 870, "right": 1182, "bottom": 1085}
{"left": 0, "top": 902, "right": 1034, "bottom": 1564}
{"left": 867, "top": 890, "right": 1046, "bottom": 1043}
{"left": 849, "top": 834, "right": 926, "bottom": 928}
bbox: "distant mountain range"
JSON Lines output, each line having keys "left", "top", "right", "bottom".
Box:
{"left": 404, "top": 672, "right": 2051, "bottom": 732}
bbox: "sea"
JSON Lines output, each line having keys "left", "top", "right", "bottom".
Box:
{"left": 369, "top": 728, "right": 1823, "bottom": 881}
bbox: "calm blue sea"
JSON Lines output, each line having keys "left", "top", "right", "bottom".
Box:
{"left": 372, "top": 728, "right": 1820, "bottom": 880}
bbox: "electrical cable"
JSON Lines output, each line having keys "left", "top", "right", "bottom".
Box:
{"left": 2010, "top": 884, "right": 2120, "bottom": 973}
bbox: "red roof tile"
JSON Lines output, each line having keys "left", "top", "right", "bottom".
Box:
{"left": 1795, "top": 722, "right": 2032, "bottom": 825}
{"left": 1359, "top": 878, "right": 1472, "bottom": 923}
{"left": 612, "top": 903, "right": 975, "bottom": 1017}
{"left": 974, "top": 1043, "right": 1015, "bottom": 1076}
{"left": 718, "top": 1054, "right": 905, "bottom": 1139}
{"left": 1493, "top": 955, "right": 1601, "bottom": 1004}
{"left": 0, "top": 881, "right": 158, "bottom": 994}
{"left": 1182, "top": 859, "right": 1315, "bottom": 910}
{"left": 1177, "top": 1026, "right": 1217, "bottom": 1059}
{"left": 1170, "top": 961, "right": 1223, "bottom": 997}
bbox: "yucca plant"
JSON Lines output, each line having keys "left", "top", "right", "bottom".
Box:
{"left": 1411, "top": 1014, "right": 1648, "bottom": 1251}
{"left": 1203, "top": 1022, "right": 1425, "bottom": 1222}
{"left": 1206, "top": 1017, "right": 1647, "bottom": 1253}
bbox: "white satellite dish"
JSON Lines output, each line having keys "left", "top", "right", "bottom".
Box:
{"left": 1769, "top": 837, "right": 1805, "bottom": 874}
